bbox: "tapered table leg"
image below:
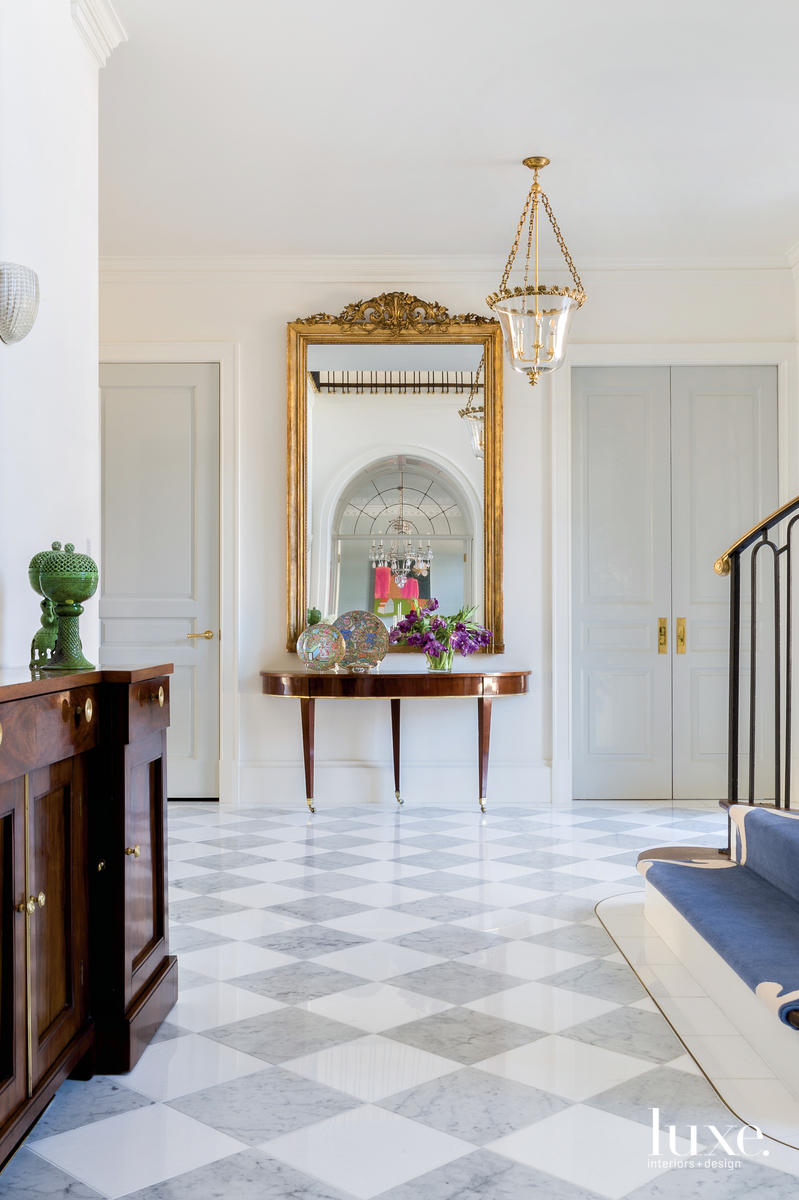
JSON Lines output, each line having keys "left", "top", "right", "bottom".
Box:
{"left": 300, "top": 697, "right": 315, "bottom": 812}
{"left": 391, "top": 698, "right": 403, "bottom": 804}
{"left": 477, "top": 696, "right": 492, "bottom": 812}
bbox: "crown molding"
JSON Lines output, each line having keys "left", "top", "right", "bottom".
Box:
{"left": 98, "top": 253, "right": 791, "bottom": 285}
{"left": 71, "top": 0, "right": 127, "bottom": 68}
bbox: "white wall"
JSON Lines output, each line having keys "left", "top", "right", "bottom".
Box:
{"left": 98, "top": 263, "right": 796, "bottom": 804}
{"left": 0, "top": 1, "right": 103, "bottom": 667}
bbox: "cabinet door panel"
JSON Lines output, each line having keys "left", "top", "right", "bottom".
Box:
{"left": 0, "top": 780, "right": 26, "bottom": 1129}
{"left": 28, "top": 758, "right": 88, "bottom": 1089}
{"left": 125, "top": 733, "right": 166, "bottom": 1005}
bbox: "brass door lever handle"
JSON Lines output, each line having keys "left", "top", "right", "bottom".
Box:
{"left": 187, "top": 631, "right": 214, "bottom": 640}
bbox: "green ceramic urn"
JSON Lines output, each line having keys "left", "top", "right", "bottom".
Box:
{"left": 38, "top": 542, "right": 99, "bottom": 671}
{"left": 28, "top": 545, "right": 59, "bottom": 668}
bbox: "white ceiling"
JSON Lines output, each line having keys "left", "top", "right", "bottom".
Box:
{"left": 100, "top": 0, "right": 799, "bottom": 263}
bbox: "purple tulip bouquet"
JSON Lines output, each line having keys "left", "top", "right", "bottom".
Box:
{"left": 389, "top": 599, "right": 492, "bottom": 670}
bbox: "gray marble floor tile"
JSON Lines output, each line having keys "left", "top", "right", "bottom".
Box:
{"left": 601, "top": 849, "right": 646, "bottom": 867}
{"left": 24, "top": 1077, "right": 154, "bottom": 1142}
{"left": 378, "top": 1066, "right": 569, "bottom": 1144}
{"left": 587, "top": 1064, "right": 734, "bottom": 1128}
{"left": 267, "top": 895, "right": 372, "bottom": 922}
{"left": 399, "top": 871, "right": 489, "bottom": 894}
{"left": 0, "top": 1148, "right": 103, "bottom": 1198}
{"left": 495, "top": 850, "right": 566, "bottom": 869}
{"left": 122, "top": 1146, "right": 353, "bottom": 1200}
{"left": 170, "top": 871, "right": 257, "bottom": 895}
{"left": 514, "top": 870, "right": 600, "bottom": 893}
{"left": 231, "top": 960, "right": 367, "bottom": 1003}
{"left": 489, "top": 834, "right": 562, "bottom": 850}
{"left": 624, "top": 1160, "right": 799, "bottom": 1198}
{"left": 305, "top": 833, "right": 376, "bottom": 850}
{"left": 541, "top": 959, "right": 648, "bottom": 1004}
{"left": 149, "top": 1020, "right": 190, "bottom": 1044}
{"left": 573, "top": 819, "right": 646, "bottom": 832}
{"left": 584, "top": 833, "right": 665, "bottom": 850}
{"left": 167, "top": 1064, "right": 359, "bottom": 1143}
{"left": 248, "top": 924, "right": 369, "bottom": 958}
{"left": 399, "top": 834, "right": 474, "bottom": 850}
{"left": 176, "top": 967, "right": 214, "bottom": 991}
{"left": 287, "top": 851, "right": 374, "bottom": 870}
{"left": 397, "top": 819, "right": 466, "bottom": 831}
{"left": 389, "top": 924, "right": 508, "bottom": 959}
{"left": 395, "top": 962, "right": 527, "bottom": 1005}
{"left": 168, "top": 925, "right": 233, "bottom": 953}
{"left": 180, "top": 851, "right": 268, "bottom": 871}
{"left": 527, "top": 923, "right": 615, "bottom": 956}
{"left": 383, "top": 1006, "right": 543, "bottom": 1065}
{"left": 201, "top": 834, "right": 282, "bottom": 849}
{"left": 484, "top": 819, "right": 544, "bottom": 832}
{"left": 168, "top": 896, "right": 247, "bottom": 924}
{"left": 561, "top": 1005, "right": 685, "bottom": 1063}
{"left": 390, "top": 896, "right": 494, "bottom": 922}
{"left": 277, "top": 871, "right": 373, "bottom": 893}
{"left": 398, "top": 852, "right": 477, "bottom": 870}
{"left": 202, "top": 1006, "right": 363, "bottom": 1063}
{"left": 376, "top": 1146, "right": 606, "bottom": 1200}
{"left": 315, "top": 819, "right": 375, "bottom": 831}
{"left": 512, "top": 894, "right": 597, "bottom": 921}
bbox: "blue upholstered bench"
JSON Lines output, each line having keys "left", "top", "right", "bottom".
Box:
{"left": 638, "top": 805, "right": 799, "bottom": 1029}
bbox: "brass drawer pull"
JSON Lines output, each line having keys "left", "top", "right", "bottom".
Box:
{"left": 37, "top": 892, "right": 45, "bottom": 908}
{"left": 148, "top": 686, "right": 165, "bottom": 707}
{"left": 75, "top": 698, "right": 94, "bottom": 722}
{"left": 125, "top": 844, "right": 141, "bottom": 858}
{"left": 187, "top": 631, "right": 213, "bottom": 640}
{"left": 16, "top": 893, "right": 44, "bottom": 914}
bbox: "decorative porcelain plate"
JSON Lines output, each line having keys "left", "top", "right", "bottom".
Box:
{"left": 333, "top": 610, "right": 390, "bottom": 671}
{"left": 297, "top": 624, "right": 346, "bottom": 671}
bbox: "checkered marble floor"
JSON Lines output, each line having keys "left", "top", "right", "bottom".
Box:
{"left": 6, "top": 799, "right": 799, "bottom": 1200}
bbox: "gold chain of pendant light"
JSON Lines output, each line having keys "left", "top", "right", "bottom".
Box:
{"left": 458, "top": 356, "right": 484, "bottom": 419}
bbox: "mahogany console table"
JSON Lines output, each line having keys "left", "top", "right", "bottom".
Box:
{"left": 260, "top": 670, "right": 530, "bottom": 813}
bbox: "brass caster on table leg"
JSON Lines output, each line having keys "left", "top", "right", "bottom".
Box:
{"left": 395, "top": 792, "right": 404, "bottom": 806}
{"left": 480, "top": 800, "right": 487, "bottom": 813}
{"left": 306, "top": 798, "right": 316, "bottom": 814}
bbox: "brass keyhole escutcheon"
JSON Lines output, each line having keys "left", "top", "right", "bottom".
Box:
{"left": 148, "top": 686, "right": 165, "bottom": 707}
{"left": 125, "top": 844, "right": 141, "bottom": 858}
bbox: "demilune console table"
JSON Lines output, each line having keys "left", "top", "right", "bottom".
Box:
{"left": 260, "top": 670, "right": 530, "bottom": 812}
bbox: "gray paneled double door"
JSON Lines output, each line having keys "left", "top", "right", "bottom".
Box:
{"left": 572, "top": 365, "right": 778, "bottom": 800}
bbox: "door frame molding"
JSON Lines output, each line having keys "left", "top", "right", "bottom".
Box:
{"left": 550, "top": 342, "right": 798, "bottom": 804}
{"left": 99, "top": 342, "right": 240, "bottom": 804}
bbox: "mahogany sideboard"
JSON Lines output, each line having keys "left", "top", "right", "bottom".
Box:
{"left": 261, "top": 670, "right": 530, "bottom": 812}
{"left": 0, "top": 664, "right": 176, "bottom": 1167}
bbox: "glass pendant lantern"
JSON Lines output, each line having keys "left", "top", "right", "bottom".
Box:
{"left": 458, "top": 356, "right": 485, "bottom": 459}
{"left": 487, "top": 157, "right": 585, "bottom": 386}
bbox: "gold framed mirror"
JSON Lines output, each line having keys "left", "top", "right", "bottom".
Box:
{"left": 287, "top": 292, "right": 503, "bottom": 653}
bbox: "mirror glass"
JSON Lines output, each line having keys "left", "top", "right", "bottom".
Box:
{"left": 306, "top": 343, "right": 484, "bottom": 633}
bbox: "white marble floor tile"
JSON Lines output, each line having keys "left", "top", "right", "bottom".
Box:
{"left": 554, "top": 860, "right": 639, "bottom": 883}
{"left": 477, "top": 1034, "right": 653, "bottom": 1101}
{"left": 542, "top": 841, "right": 628, "bottom": 860}
{"left": 449, "top": 882, "right": 551, "bottom": 907}
{"left": 167, "top": 841, "right": 222, "bottom": 862}
{"left": 637, "top": 962, "right": 707, "bottom": 998}
{"left": 29, "top": 1104, "right": 247, "bottom": 1199}
{"left": 312, "top": 941, "right": 445, "bottom": 982}
{"left": 439, "top": 860, "right": 532, "bottom": 881}
{"left": 177, "top": 942, "right": 295, "bottom": 980}
{"left": 458, "top": 940, "right": 592, "bottom": 980}
{"left": 299, "top": 981, "right": 453, "bottom": 1032}
{"left": 226, "top": 861, "right": 324, "bottom": 883}
{"left": 111, "top": 1031, "right": 269, "bottom": 1101}
{"left": 657, "top": 995, "right": 740, "bottom": 1036}
{"left": 613, "top": 935, "right": 681, "bottom": 966}
{"left": 320, "top": 909, "right": 438, "bottom": 940}
{"left": 716, "top": 1078, "right": 799, "bottom": 1147}
{"left": 169, "top": 886, "right": 196, "bottom": 903}
{"left": 188, "top": 908, "right": 307, "bottom": 940}
{"left": 168, "top": 861, "right": 214, "bottom": 881}
{"left": 570, "top": 881, "right": 641, "bottom": 902}
{"left": 332, "top": 882, "right": 435, "bottom": 907}
{"left": 262, "top": 1103, "right": 473, "bottom": 1198}
{"left": 488, "top": 1102, "right": 695, "bottom": 1198}
{"left": 465, "top": 979, "right": 619, "bottom": 1033}
{"left": 629, "top": 996, "right": 660, "bottom": 1013}
{"left": 336, "top": 861, "right": 432, "bottom": 882}
{"left": 682, "top": 1034, "right": 776, "bottom": 1079}
{"left": 169, "top": 981, "right": 286, "bottom": 1032}
{"left": 212, "top": 880, "right": 314, "bottom": 906}
{"left": 339, "top": 842, "right": 425, "bottom": 860}
{"left": 665, "top": 1053, "right": 703, "bottom": 1075}
{"left": 453, "top": 909, "right": 568, "bottom": 938}
{"left": 283, "top": 1032, "right": 460, "bottom": 1101}
{"left": 444, "top": 841, "right": 527, "bottom": 860}
{"left": 240, "top": 840, "right": 322, "bottom": 860}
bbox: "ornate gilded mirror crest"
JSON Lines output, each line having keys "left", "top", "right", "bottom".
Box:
{"left": 295, "top": 291, "right": 497, "bottom": 337}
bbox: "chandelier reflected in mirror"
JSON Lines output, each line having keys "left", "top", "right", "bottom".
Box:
{"left": 368, "top": 473, "right": 433, "bottom": 587}
{"left": 487, "top": 157, "right": 585, "bottom": 386}
{"left": 458, "top": 355, "right": 485, "bottom": 459}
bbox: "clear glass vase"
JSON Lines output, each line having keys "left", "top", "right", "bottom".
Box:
{"left": 426, "top": 650, "right": 454, "bottom": 672}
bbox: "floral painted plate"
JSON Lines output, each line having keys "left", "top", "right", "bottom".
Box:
{"left": 297, "top": 623, "right": 346, "bottom": 671}
{"left": 333, "top": 610, "right": 390, "bottom": 671}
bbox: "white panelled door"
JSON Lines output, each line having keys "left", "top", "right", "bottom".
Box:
{"left": 99, "top": 363, "right": 221, "bottom": 798}
{"left": 572, "top": 365, "right": 778, "bottom": 800}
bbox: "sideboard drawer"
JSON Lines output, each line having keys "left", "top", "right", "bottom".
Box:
{"left": 0, "top": 699, "right": 38, "bottom": 783}
{"left": 35, "top": 686, "right": 99, "bottom": 765}
{"left": 127, "top": 677, "right": 170, "bottom": 744}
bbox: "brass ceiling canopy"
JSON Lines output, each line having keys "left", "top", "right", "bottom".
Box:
{"left": 487, "top": 156, "right": 585, "bottom": 387}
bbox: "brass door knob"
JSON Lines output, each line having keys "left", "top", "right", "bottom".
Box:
{"left": 37, "top": 892, "right": 45, "bottom": 908}
{"left": 75, "top": 698, "right": 94, "bottom": 722}
{"left": 16, "top": 897, "right": 35, "bottom": 915}
{"left": 125, "top": 844, "right": 141, "bottom": 858}
{"left": 148, "top": 686, "right": 165, "bottom": 707}
{"left": 187, "top": 630, "right": 214, "bottom": 640}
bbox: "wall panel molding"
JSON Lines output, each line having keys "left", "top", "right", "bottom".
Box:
{"left": 71, "top": 0, "right": 127, "bottom": 67}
